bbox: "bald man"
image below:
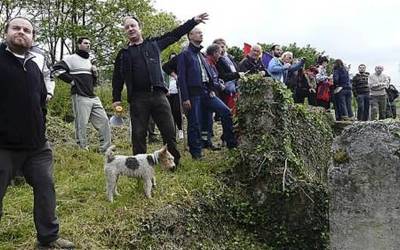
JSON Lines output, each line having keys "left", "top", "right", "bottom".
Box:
{"left": 0, "top": 17, "right": 74, "bottom": 249}
{"left": 238, "top": 44, "right": 266, "bottom": 74}
{"left": 178, "top": 28, "right": 237, "bottom": 159}
{"left": 369, "top": 65, "right": 389, "bottom": 120}
{"left": 112, "top": 13, "right": 209, "bottom": 167}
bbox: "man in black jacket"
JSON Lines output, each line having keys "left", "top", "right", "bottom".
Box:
{"left": 112, "top": 13, "right": 209, "bottom": 166}
{"left": 238, "top": 44, "right": 265, "bottom": 74}
{"left": 352, "top": 64, "right": 370, "bottom": 121}
{"left": 0, "top": 17, "right": 74, "bottom": 249}
{"left": 386, "top": 78, "right": 399, "bottom": 118}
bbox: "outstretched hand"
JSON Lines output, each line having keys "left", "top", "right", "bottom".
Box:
{"left": 194, "top": 13, "right": 209, "bottom": 24}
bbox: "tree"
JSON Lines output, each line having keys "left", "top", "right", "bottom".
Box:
{"left": 227, "top": 46, "right": 244, "bottom": 63}
{"left": 0, "top": 0, "right": 30, "bottom": 34}
{"left": 1, "top": 0, "right": 181, "bottom": 67}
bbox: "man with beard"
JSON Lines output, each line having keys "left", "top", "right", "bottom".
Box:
{"left": 262, "top": 44, "right": 283, "bottom": 75}
{"left": 0, "top": 17, "right": 74, "bottom": 249}
{"left": 53, "top": 37, "right": 111, "bottom": 153}
{"left": 112, "top": 13, "right": 209, "bottom": 167}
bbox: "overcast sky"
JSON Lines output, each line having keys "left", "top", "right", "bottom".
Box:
{"left": 153, "top": 0, "right": 400, "bottom": 84}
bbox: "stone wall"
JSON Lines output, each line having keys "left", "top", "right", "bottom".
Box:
{"left": 233, "top": 75, "right": 334, "bottom": 249}
{"left": 329, "top": 121, "right": 400, "bottom": 250}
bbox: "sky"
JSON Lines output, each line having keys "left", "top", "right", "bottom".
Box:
{"left": 153, "top": 0, "right": 400, "bottom": 85}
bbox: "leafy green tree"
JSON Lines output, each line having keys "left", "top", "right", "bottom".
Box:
{"left": 7, "top": 0, "right": 181, "bottom": 68}
{"left": 0, "top": 0, "right": 30, "bottom": 34}
{"left": 227, "top": 46, "right": 244, "bottom": 63}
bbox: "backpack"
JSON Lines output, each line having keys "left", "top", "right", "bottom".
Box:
{"left": 316, "top": 80, "right": 332, "bottom": 102}
{"left": 387, "top": 84, "right": 399, "bottom": 102}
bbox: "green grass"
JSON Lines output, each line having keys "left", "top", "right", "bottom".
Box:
{"left": 0, "top": 118, "right": 267, "bottom": 249}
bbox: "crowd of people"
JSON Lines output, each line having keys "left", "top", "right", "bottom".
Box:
{"left": 0, "top": 12, "right": 399, "bottom": 249}
{"left": 260, "top": 46, "right": 398, "bottom": 121}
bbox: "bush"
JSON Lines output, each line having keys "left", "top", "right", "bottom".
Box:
{"left": 47, "top": 82, "right": 74, "bottom": 122}
{"left": 229, "top": 75, "right": 334, "bottom": 249}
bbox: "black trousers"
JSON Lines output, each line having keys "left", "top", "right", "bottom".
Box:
{"left": 167, "top": 94, "right": 183, "bottom": 131}
{"left": 0, "top": 142, "right": 59, "bottom": 244}
{"left": 294, "top": 89, "right": 317, "bottom": 106}
{"left": 130, "top": 90, "right": 181, "bottom": 165}
{"left": 148, "top": 116, "right": 157, "bottom": 137}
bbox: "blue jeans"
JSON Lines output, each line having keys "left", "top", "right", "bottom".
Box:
{"left": 224, "top": 80, "right": 237, "bottom": 94}
{"left": 186, "top": 94, "right": 236, "bottom": 158}
{"left": 335, "top": 89, "right": 353, "bottom": 120}
{"left": 356, "top": 94, "right": 370, "bottom": 121}
{"left": 201, "top": 106, "right": 213, "bottom": 147}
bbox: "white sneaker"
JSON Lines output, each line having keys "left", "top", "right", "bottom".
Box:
{"left": 178, "top": 130, "right": 184, "bottom": 140}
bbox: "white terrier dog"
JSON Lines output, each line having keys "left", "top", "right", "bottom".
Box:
{"left": 104, "top": 145, "right": 175, "bottom": 201}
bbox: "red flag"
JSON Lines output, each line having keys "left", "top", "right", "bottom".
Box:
{"left": 243, "top": 43, "right": 252, "bottom": 56}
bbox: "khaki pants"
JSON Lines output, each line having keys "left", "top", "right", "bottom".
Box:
{"left": 370, "top": 95, "right": 387, "bottom": 120}
{"left": 71, "top": 95, "right": 111, "bottom": 152}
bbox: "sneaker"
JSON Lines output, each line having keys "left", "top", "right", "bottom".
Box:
{"left": 178, "top": 130, "right": 184, "bottom": 140}
{"left": 37, "top": 238, "right": 75, "bottom": 249}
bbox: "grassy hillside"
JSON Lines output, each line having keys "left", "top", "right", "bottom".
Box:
{"left": 0, "top": 115, "right": 269, "bottom": 249}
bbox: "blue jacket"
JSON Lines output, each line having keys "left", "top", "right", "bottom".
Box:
{"left": 177, "top": 43, "right": 218, "bottom": 101}
{"left": 333, "top": 68, "right": 351, "bottom": 89}
{"left": 268, "top": 57, "right": 304, "bottom": 83}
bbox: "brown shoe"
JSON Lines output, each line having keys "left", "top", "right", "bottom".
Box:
{"left": 37, "top": 238, "right": 75, "bottom": 249}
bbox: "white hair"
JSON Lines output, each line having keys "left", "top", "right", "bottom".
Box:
{"left": 281, "top": 51, "right": 293, "bottom": 59}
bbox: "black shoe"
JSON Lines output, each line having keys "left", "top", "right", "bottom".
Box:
{"left": 201, "top": 139, "right": 211, "bottom": 149}
{"left": 209, "top": 144, "right": 221, "bottom": 151}
{"left": 10, "top": 176, "right": 25, "bottom": 186}
{"left": 36, "top": 238, "right": 75, "bottom": 249}
{"left": 227, "top": 142, "right": 238, "bottom": 149}
{"left": 192, "top": 155, "right": 202, "bottom": 161}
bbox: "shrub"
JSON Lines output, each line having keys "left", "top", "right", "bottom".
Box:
{"left": 230, "top": 75, "right": 334, "bottom": 249}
